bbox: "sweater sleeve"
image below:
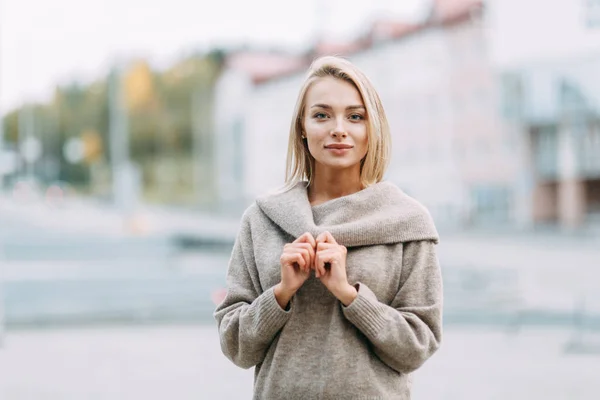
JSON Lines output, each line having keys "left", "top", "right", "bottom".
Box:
{"left": 342, "top": 240, "right": 443, "bottom": 374}
{"left": 213, "top": 210, "right": 292, "bottom": 369}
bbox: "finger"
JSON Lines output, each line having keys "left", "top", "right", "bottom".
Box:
{"left": 299, "top": 247, "right": 311, "bottom": 272}
{"left": 308, "top": 243, "right": 316, "bottom": 266}
{"left": 314, "top": 252, "right": 323, "bottom": 277}
{"left": 315, "top": 251, "right": 330, "bottom": 276}
{"left": 323, "top": 231, "right": 337, "bottom": 244}
{"left": 282, "top": 253, "right": 305, "bottom": 270}
{"left": 302, "top": 242, "right": 317, "bottom": 271}
{"left": 316, "top": 231, "right": 337, "bottom": 245}
{"left": 322, "top": 249, "right": 338, "bottom": 272}
{"left": 289, "top": 243, "right": 314, "bottom": 272}
{"left": 297, "top": 242, "right": 316, "bottom": 257}
{"left": 293, "top": 253, "right": 306, "bottom": 270}
{"left": 305, "top": 232, "right": 317, "bottom": 248}
{"left": 294, "top": 232, "right": 316, "bottom": 248}
{"left": 315, "top": 231, "right": 326, "bottom": 244}
{"left": 317, "top": 242, "right": 335, "bottom": 252}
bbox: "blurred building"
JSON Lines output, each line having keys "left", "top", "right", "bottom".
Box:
{"left": 214, "top": 0, "right": 524, "bottom": 228}
{"left": 212, "top": 0, "right": 599, "bottom": 232}
{"left": 501, "top": 54, "right": 600, "bottom": 230}
{"left": 212, "top": 51, "right": 306, "bottom": 212}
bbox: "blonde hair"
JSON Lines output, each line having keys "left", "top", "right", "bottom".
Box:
{"left": 284, "top": 56, "right": 391, "bottom": 189}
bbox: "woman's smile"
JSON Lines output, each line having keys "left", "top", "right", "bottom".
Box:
{"left": 325, "top": 143, "right": 354, "bottom": 155}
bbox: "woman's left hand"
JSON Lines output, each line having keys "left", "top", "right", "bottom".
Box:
{"left": 314, "top": 231, "right": 358, "bottom": 306}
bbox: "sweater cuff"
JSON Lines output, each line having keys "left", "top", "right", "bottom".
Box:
{"left": 341, "top": 282, "right": 387, "bottom": 338}
{"left": 254, "top": 286, "right": 293, "bottom": 335}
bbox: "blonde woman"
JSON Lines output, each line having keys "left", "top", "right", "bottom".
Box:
{"left": 214, "top": 56, "right": 442, "bottom": 399}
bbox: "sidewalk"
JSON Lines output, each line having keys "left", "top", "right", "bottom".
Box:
{"left": 1, "top": 325, "right": 599, "bottom": 400}
{"left": 0, "top": 193, "right": 241, "bottom": 241}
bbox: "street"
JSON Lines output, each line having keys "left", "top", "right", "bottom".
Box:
{"left": 0, "top": 324, "right": 599, "bottom": 399}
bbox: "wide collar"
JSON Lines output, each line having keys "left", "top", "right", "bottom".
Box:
{"left": 255, "top": 181, "right": 439, "bottom": 247}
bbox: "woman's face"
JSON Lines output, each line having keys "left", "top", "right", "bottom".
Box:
{"left": 303, "top": 77, "right": 368, "bottom": 175}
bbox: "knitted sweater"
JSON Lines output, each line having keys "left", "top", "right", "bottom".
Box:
{"left": 214, "top": 181, "right": 443, "bottom": 400}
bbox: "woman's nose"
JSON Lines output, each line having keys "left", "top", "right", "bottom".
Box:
{"left": 330, "top": 120, "right": 347, "bottom": 138}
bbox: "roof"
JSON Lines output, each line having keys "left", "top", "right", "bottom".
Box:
{"left": 225, "top": 51, "right": 307, "bottom": 84}
{"left": 370, "top": 20, "right": 422, "bottom": 40}
{"left": 226, "top": 0, "right": 484, "bottom": 85}
{"left": 429, "top": 0, "right": 483, "bottom": 25}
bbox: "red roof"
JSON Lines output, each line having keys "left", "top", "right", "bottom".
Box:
{"left": 430, "top": 0, "right": 483, "bottom": 25}
{"left": 231, "top": 0, "right": 484, "bottom": 85}
{"left": 370, "top": 19, "right": 421, "bottom": 40}
{"left": 226, "top": 51, "right": 307, "bottom": 84}
{"left": 313, "top": 39, "right": 369, "bottom": 57}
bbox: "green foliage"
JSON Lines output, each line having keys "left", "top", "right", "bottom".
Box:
{"left": 1, "top": 49, "right": 225, "bottom": 205}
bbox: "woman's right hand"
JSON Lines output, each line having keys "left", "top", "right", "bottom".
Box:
{"left": 274, "top": 232, "right": 316, "bottom": 309}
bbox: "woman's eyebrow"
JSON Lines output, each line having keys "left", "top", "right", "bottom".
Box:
{"left": 310, "top": 104, "right": 365, "bottom": 110}
{"left": 310, "top": 103, "right": 332, "bottom": 110}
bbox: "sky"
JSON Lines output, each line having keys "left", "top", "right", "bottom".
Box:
{"left": 486, "top": 0, "right": 600, "bottom": 67}
{"left": 0, "top": 0, "right": 430, "bottom": 113}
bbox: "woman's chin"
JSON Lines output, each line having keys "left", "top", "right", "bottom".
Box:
{"left": 318, "top": 161, "right": 360, "bottom": 172}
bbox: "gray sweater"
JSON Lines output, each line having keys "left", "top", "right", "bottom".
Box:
{"left": 214, "top": 181, "right": 443, "bottom": 399}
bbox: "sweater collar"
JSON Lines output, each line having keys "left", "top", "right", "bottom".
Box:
{"left": 255, "top": 181, "right": 439, "bottom": 247}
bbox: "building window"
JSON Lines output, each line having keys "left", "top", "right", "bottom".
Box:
{"left": 470, "top": 185, "right": 512, "bottom": 223}
{"left": 583, "top": 122, "right": 600, "bottom": 174}
{"left": 533, "top": 126, "right": 558, "bottom": 179}
{"left": 586, "top": 0, "right": 600, "bottom": 28}
{"left": 500, "top": 73, "right": 524, "bottom": 120}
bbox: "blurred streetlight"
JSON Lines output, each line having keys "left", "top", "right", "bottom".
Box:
{"left": 22, "top": 136, "right": 42, "bottom": 165}
{"left": 63, "top": 137, "right": 85, "bottom": 164}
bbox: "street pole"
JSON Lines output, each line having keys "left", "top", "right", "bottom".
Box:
{"left": 108, "top": 66, "right": 127, "bottom": 209}
{"left": 21, "top": 105, "right": 35, "bottom": 180}
{"left": 108, "top": 63, "right": 139, "bottom": 219}
{"left": 192, "top": 88, "right": 201, "bottom": 205}
{"left": 192, "top": 84, "right": 210, "bottom": 206}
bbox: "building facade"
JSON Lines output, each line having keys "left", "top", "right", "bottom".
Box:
{"left": 501, "top": 54, "right": 600, "bottom": 230}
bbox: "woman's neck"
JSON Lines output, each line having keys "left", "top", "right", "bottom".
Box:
{"left": 308, "top": 167, "right": 363, "bottom": 206}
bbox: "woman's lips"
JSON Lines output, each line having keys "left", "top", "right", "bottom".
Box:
{"left": 325, "top": 144, "right": 353, "bottom": 155}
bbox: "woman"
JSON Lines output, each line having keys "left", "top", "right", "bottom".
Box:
{"left": 214, "top": 56, "right": 442, "bottom": 399}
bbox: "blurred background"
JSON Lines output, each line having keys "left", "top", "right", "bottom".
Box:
{"left": 1, "top": 0, "right": 600, "bottom": 398}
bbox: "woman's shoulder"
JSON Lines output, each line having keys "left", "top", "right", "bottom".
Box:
{"left": 239, "top": 198, "right": 278, "bottom": 228}
{"left": 239, "top": 202, "right": 264, "bottom": 225}
{"left": 376, "top": 181, "right": 439, "bottom": 243}
{"left": 378, "top": 181, "right": 432, "bottom": 216}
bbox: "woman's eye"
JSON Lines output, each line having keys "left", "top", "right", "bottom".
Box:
{"left": 313, "top": 112, "right": 328, "bottom": 119}
{"left": 349, "top": 114, "right": 364, "bottom": 121}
